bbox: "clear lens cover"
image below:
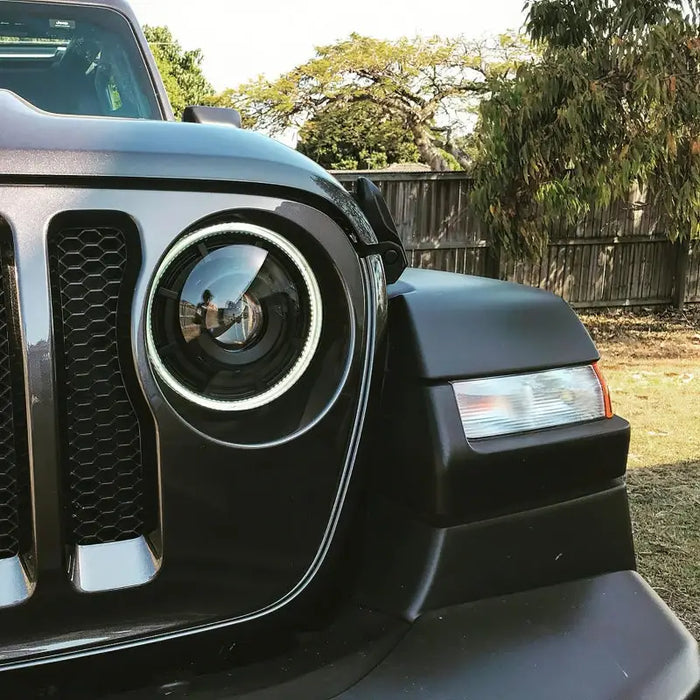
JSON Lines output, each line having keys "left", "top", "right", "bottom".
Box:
{"left": 452, "top": 365, "right": 607, "bottom": 440}
{"left": 148, "top": 223, "right": 323, "bottom": 412}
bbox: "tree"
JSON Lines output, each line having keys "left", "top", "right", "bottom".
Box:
{"left": 472, "top": 0, "right": 700, "bottom": 255}
{"left": 297, "top": 101, "right": 420, "bottom": 170}
{"left": 143, "top": 26, "right": 213, "bottom": 118}
{"left": 216, "top": 33, "right": 530, "bottom": 171}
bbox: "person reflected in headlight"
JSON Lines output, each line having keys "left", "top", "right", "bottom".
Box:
{"left": 193, "top": 289, "right": 218, "bottom": 334}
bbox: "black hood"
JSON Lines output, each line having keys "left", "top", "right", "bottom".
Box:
{"left": 0, "top": 91, "right": 373, "bottom": 237}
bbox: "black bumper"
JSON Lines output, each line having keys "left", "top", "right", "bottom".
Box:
{"left": 339, "top": 572, "right": 699, "bottom": 700}
{"left": 89, "top": 571, "right": 698, "bottom": 699}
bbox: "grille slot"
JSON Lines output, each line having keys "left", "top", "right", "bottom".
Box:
{"left": 0, "top": 235, "right": 31, "bottom": 559}
{"left": 49, "top": 224, "right": 157, "bottom": 546}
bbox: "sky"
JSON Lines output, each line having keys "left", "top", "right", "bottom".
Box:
{"left": 128, "top": 0, "right": 527, "bottom": 91}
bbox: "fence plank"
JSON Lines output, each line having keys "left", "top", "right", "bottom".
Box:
{"left": 333, "top": 171, "right": 696, "bottom": 308}
{"left": 687, "top": 241, "right": 700, "bottom": 301}
{"left": 673, "top": 239, "right": 691, "bottom": 308}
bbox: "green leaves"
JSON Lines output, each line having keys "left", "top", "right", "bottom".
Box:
{"left": 226, "top": 33, "right": 532, "bottom": 171}
{"left": 297, "top": 101, "right": 420, "bottom": 170}
{"left": 143, "top": 26, "right": 214, "bottom": 118}
{"left": 474, "top": 0, "right": 700, "bottom": 256}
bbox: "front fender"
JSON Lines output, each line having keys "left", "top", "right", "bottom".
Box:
{"left": 358, "top": 267, "right": 634, "bottom": 619}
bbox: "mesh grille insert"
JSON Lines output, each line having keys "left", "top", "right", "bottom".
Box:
{"left": 0, "top": 237, "right": 30, "bottom": 559}
{"left": 49, "top": 225, "right": 155, "bottom": 546}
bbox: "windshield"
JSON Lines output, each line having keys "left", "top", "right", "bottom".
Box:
{"left": 0, "top": 1, "right": 160, "bottom": 118}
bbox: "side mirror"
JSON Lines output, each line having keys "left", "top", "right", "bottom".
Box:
{"left": 182, "top": 106, "right": 242, "bottom": 128}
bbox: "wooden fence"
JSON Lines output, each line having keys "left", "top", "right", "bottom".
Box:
{"left": 334, "top": 171, "right": 700, "bottom": 308}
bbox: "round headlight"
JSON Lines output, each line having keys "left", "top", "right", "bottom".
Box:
{"left": 147, "top": 222, "right": 323, "bottom": 411}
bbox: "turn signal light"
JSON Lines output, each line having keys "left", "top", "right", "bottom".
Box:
{"left": 452, "top": 364, "right": 612, "bottom": 440}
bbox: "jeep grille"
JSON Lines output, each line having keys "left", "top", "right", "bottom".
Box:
{"left": 48, "top": 225, "right": 157, "bottom": 546}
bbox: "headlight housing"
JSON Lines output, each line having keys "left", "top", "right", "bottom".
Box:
{"left": 452, "top": 364, "right": 612, "bottom": 440}
{"left": 147, "top": 222, "right": 322, "bottom": 412}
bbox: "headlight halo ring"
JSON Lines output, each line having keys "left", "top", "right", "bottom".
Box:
{"left": 147, "top": 221, "right": 323, "bottom": 412}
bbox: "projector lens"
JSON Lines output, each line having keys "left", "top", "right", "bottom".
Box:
{"left": 148, "top": 223, "right": 323, "bottom": 411}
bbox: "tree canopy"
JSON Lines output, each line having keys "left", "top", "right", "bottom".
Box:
{"left": 216, "top": 33, "right": 530, "bottom": 171}
{"left": 472, "top": 0, "right": 700, "bottom": 255}
{"left": 143, "top": 25, "right": 213, "bottom": 118}
{"left": 297, "top": 101, "right": 420, "bottom": 170}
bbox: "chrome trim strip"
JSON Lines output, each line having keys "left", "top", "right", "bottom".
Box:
{"left": 0, "top": 555, "right": 33, "bottom": 608}
{"left": 69, "top": 536, "right": 160, "bottom": 593}
{"left": 5, "top": 199, "right": 63, "bottom": 573}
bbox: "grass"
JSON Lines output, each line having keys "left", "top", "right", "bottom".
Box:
{"left": 582, "top": 307, "right": 700, "bottom": 469}
{"left": 580, "top": 308, "right": 700, "bottom": 640}
{"left": 627, "top": 463, "right": 700, "bottom": 640}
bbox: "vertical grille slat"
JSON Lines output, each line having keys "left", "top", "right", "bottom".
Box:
{"left": 49, "top": 225, "right": 155, "bottom": 546}
{"left": 0, "top": 236, "right": 31, "bottom": 560}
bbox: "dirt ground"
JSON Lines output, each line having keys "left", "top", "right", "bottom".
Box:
{"left": 579, "top": 308, "right": 700, "bottom": 639}
{"left": 581, "top": 306, "right": 700, "bottom": 364}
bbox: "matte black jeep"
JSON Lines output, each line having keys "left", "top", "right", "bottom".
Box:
{"left": 0, "top": 0, "right": 698, "bottom": 697}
